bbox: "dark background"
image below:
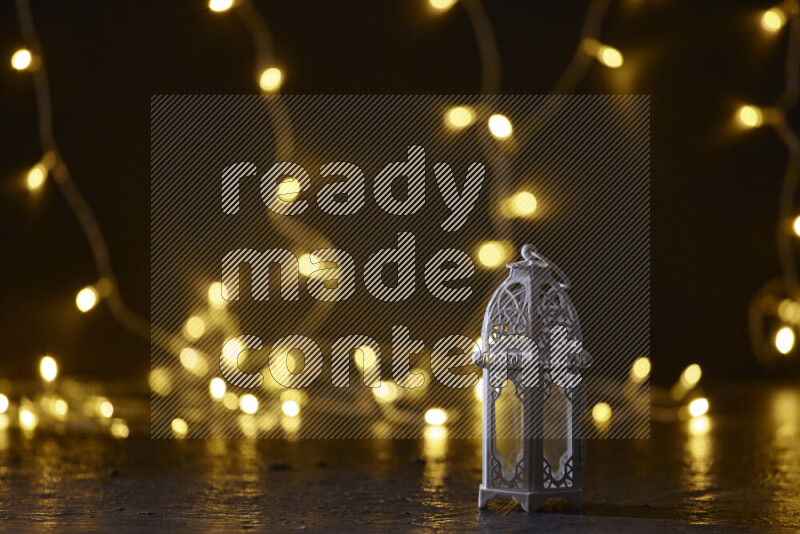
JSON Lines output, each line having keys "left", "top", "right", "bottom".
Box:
{"left": 0, "top": 0, "right": 795, "bottom": 385}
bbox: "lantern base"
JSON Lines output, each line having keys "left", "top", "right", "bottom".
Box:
{"left": 478, "top": 485, "right": 581, "bottom": 512}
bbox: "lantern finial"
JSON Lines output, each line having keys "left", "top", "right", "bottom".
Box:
{"left": 520, "top": 244, "right": 538, "bottom": 261}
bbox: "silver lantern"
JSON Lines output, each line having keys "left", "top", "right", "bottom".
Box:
{"left": 475, "top": 244, "right": 592, "bottom": 511}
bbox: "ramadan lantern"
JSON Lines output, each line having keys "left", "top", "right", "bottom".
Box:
{"left": 474, "top": 244, "right": 592, "bottom": 511}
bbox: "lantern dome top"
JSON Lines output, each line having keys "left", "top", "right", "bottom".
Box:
{"left": 476, "top": 244, "right": 591, "bottom": 386}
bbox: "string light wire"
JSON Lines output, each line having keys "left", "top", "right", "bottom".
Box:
{"left": 748, "top": 6, "right": 800, "bottom": 363}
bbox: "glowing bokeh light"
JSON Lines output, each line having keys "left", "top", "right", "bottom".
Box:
{"left": 689, "top": 415, "right": 710, "bottom": 435}
{"left": 630, "top": 356, "right": 651, "bottom": 382}
{"left": 429, "top": 0, "right": 457, "bottom": 11}
{"left": 259, "top": 67, "right": 283, "bottom": 92}
{"left": 592, "top": 402, "right": 612, "bottom": 424}
{"left": 276, "top": 176, "right": 300, "bottom": 201}
{"left": 184, "top": 316, "right": 206, "bottom": 340}
{"left": 598, "top": 45, "right": 623, "bottom": 68}
{"left": 40, "top": 356, "right": 58, "bottom": 382}
{"left": 11, "top": 49, "right": 32, "bottom": 70}
{"left": 76, "top": 286, "right": 99, "bottom": 312}
{"left": 445, "top": 106, "right": 475, "bottom": 129}
{"left": 210, "top": 377, "right": 226, "bottom": 399}
{"left": 282, "top": 400, "right": 300, "bottom": 417}
{"left": 20, "top": 409, "right": 38, "bottom": 429}
{"left": 207, "top": 282, "right": 227, "bottom": 308}
{"left": 512, "top": 191, "right": 537, "bottom": 216}
{"left": 209, "top": 0, "right": 234, "bottom": 12}
{"left": 477, "top": 241, "right": 510, "bottom": 268}
{"left": 689, "top": 397, "right": 709, "bottom": 417}
{"left": 0, "top": 394, "right": 8, "bottom": 414}
{"left": 761, "top": 8, "right": 786, "bottom": 32}
{"left": 372, "top": 382, "right": 398, "bottom": 403}
{"left": 111, "top": 419, "right": 130, "bottom": 438}
{"left": 776, "top": 326, "right": 795, "bottom": 354}
{"left": 737, "top": 105, "right": 763, "bottom": 128}
{"left": 240, "top": 394, "right": 259, "bottom": 414}
{"left": 680, "top": 364, "right": 702, "bottom": 388}
{"left": 26, "top": 163, "right": 46, "bottom": 191}
{"left": 424, "top": 408, "right": 447, "bottom": 426}
{"left": 487, "top": 114, "right": 513, "bottom": 139}
{"left": 99, "top": 400, "right": 114, "bottom": 418}
{"left": 171, "top": 418, "right": 188, "bottom": 436}
{"left": 54, "top": 399, "right": 68, "bottom": 417}
{"left": 150, "top": 367, "right": 172, "bottom": 396}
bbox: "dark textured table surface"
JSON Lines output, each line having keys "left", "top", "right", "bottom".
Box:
{"left": 1, "top": 381, "right": 799, "bottom": 532}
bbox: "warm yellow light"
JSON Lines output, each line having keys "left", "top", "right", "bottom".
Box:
{"left": 26, "top": 163, "right": 47, "bottom": 191}
{"left": 171, "top": 418, "right": 188, "bottom": 436}
{"left": 184, "top": 316, "right": 206, "bottom": 339}
{"left": 297, "top": 253, "right": 319, "bottom": 277}
{"left": 40, "top": 356, "right": 58, "bottom": 382}
{"left": 0, "top": 394, "right": 8, "bottom": 414}
{"left": 111, "top": 419, "right": 129, "bottom": 438}
{"left": 430, "top": 0, "right": 457, "bottom": 11}
{"left": 762, "top": 8, "right": 787, "bottom": 32}
{"left": 475, "top": 377, "right": 484, "bottom": 401}
{"left": 689, "top": 415, "right": 710, "bottom": 435}
{"left": 689, "top": 397, "right": 709, "bottom": 417}
{"left": 779, "top": 298, "right": 800, "bottom": 324}
{"left": 793, "top": 216, "right": 800, "bottom": 237}
{"left": 0, "top": 414, "right": 8, "bottom": 431}
{"left": 20, "top": 409, "right": 38, "bottom": 429}
{"left": 180, "top": 348, "right": 198, "bottom": 370}
{"left": 680, "top": 363, "right": 702, "bottom": 387}
{"left": 221, "top": 338, "right": 245, "bottom": 365}
{"left": 630, "top": 356, "right": 651, "bottom": 382}
{"left": 54, "top": 399, "right": 68, "bottom": 417}
{"left": 598, "top": 46, "right": 623, "bottom": 68}
{"left": 477, "top": 240, "right": 509, "bottom": 268}
{"left": 776, "top": 326, "right": 795, "bottom": 354}
{"left": 354, "top": 345, "right": 378, "bottom": 370}
{"left": 592, "top": 402, "right": 612, "bottom": 423}
{"left": 150, "top": 367, "right": 172, "bottom": 396}
{"left": 583, "top": 39, "right": 623, "bottom": 68}
{"left": 209, "top": 377, "right": 226, "bottom": 399}
{"left": 223, "top": 392, "right": 239, "bottom": 410}
{"left": 259, "top": 67, "right": 283, "bottom": 92}
{"left": 240, "top": 394, "right": 259, "bottom": 414}
{"left": 424, "top": 408, "right": 447, "bottom": 426}
{"left": 372, "top": 382, "right": 398, "bottom": 403}
{"left": 511, "top": 191, "right": 537, "bottom": 216}
{"left": 75, "top": 286, "right": 99, "bottom": 312}
{"left": 276, "top": 176, "right": 300, "bottom": 202}
{"left": 737, "top": 105, "right": 763, "bottom": 128}
{"left": 282, "top": 400, "right": 300, "bottom": 417}
{"left": 487, "top": 114, "right": 513, "bottom": 139}
{"left": 11, "top": 49, "right": 32, "bottom": 70}
{"left": 209, "top": 0, "right": 234, "bottom": 12}
{"left": 180, "top": 348, "right": 207, "bottom": 375}
{"left": 98, "top": 400, "right": 114, "bottom": 418}
{"left": 207, "top": 282, "right": 227, "bottom": 308}
{"left": 445, "top": 106, "right": 475, "bottom": 129}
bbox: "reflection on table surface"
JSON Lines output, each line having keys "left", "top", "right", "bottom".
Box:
{"left": 0, "top": 381, "right": 798, "bottom": 532}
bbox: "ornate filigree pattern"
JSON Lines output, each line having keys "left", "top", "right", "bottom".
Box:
{"left": 542, "top": 457, "right": 574, "bottom": 489}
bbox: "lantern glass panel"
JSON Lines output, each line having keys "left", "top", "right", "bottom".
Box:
{"left": 543, "top": 385, "right": 573, "bottom": 486}
{"left": 494, "top": 379, "right": 524, "bottom": 483}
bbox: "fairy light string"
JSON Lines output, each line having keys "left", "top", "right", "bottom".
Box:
{"left": 16, "top": 0, "right": 799, "bottom": 436}
{"left": 748, "top": 2, "right": 800, "bottom": 364}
